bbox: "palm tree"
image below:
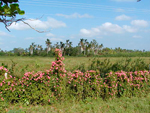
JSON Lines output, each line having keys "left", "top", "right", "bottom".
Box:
{"left": 69, "top": 42, "right": 72, "bottom": 48}
{"left": 68, "top": 41, "right": 72, "bottom": 56}
{"left": 55, "top": 42, "right": 59, "bottom": 49}
{"left": 63, "top": 39, "right": 70, "bottom": 56}
{"left": 29, "top": 42, "right": 34, "bottom": 55}
{"left": 37, "top": 44, "right": 42, "bottom": 54}
{"left": 84, "top": 39, "right": 88, "bottom": 55}
{"left": 86, "top": 42, "right": 92, "bottom": 55}
{"left": 90, "top": 39, "right": 99, "bottom": 55}
{"left": 66, "top": 39, "right": 70, "bottom": 48}
{"left": 60, "top": 41, "right": 65, "bottom": 55}
{"left": 98, "top": 44, "right": 103, "bottom": 53}
{"left": 79, "top": 38, "right": 84, "bottom": 54}
{"left": 45, "top": 39, "right": 52, "bottom": 54}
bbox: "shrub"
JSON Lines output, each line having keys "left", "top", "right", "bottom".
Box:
{"left": 0, "top": 49, "right": 149, "bottom": 105}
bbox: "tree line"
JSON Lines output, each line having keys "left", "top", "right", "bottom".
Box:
{"left": 0, "top": 38, "right": 149, "bottom": 57}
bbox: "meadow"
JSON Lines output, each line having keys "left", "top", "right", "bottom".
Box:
{"left": 0, "top": 56, "right": 150, "bottom": 76}
{"left": 5, "top": 94, "right": 150, "bottom": 113}
{"left": 0, "top": 50, "right": 150, "bottom": 113}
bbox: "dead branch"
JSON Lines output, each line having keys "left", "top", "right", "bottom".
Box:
{"left": 0, "top": 16, "right": 50, "bottom": 33}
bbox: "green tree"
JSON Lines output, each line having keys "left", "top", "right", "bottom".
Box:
{"left": 29, "top": 42, "right": 35, "bottom": 55}
{"left": 78, "top": 38, "right": 84, "bottom": 55}
{"left": 45, "top": 39, "right": 52, "bottom": 55}
{"left": 60, "top": 41, "right": 65, "bottom": 55}
{"left": 0, "top": 0, "right": 25, "bottom": 31}
{"left": 12, "top": 47, "right": 24, "bottom": 56}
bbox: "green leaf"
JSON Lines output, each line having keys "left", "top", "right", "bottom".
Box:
{"left": 19, "top": 10, "right": 25, "bottom": 15}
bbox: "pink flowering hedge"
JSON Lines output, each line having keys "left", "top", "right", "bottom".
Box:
{"left": 0, "top": 49, "right": 150, "bottom": 104}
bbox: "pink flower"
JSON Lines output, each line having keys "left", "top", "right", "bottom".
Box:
{"left": 1, "top": 97, "right": 4, "bottom": 101}
{"left": 48, "top": 99, "right": 50, "bottom": 102}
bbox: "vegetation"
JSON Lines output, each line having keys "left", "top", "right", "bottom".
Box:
{"left": 0, "top": 49, "right": 149, "bottom": 112}
{"left": 1, "top": 0, "right": 147, "bottom": 112}
{"left": 0, "top": 38, "right": 150, "bottom": 57}
{"left": 5, "top": 95, "right": 150, "bottom": 113}
{"left": 0, "top": 56, "right": 149, "bottom": 77}
{"left": 0, "top": 0, "right": 25, "bottom": 31}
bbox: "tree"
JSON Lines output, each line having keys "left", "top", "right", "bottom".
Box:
{"left": 12, "top": 47, "right": 24, "bottom": 55}
{"left": 37, "top": 44, "right": 42, "bottom": 54}
{"left": 0, "top": 0, "right": 48, "bottom": 32}
{"left": 54, "top": 42, "right": 59, "bottom": 49}
{"left": 65, "top": 40, "right": 72, "bottom": 56}
{"left": 90, "top": 39, "right": 99, "bottom": 55}
{"left": 65, "top": 39, "right": 69, "bottom": 48}
{"left": 29, "top": 42, "right": 35, "bottom": 55}
{"left": 0, "top": 0, "right": 25, "bottom": 31}
{"left": 60, "top": 41, "right": 65, "bottom": 55}
{"left": 45, "top": 39, "right": 52, "bottom": 55}
{"left": 78, "top": 38, "right": 84, "bottom": 54}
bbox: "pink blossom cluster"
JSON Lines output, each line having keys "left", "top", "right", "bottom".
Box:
{"left": 46, "top": 49, "right": 66, "bottom": 77}
{"left": 0, "top": 66, "right": 8, "bottom": 73}
{"left": 0, "top": 49, "right": 150, "bottom": 102}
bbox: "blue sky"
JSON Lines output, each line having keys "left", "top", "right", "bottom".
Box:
{"left": 0, "top": 0, "right": 150, "bottom": 51}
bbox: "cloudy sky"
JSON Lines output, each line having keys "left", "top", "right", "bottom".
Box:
{"left": 0, "top": 0, "right": 150, "bottom": 51}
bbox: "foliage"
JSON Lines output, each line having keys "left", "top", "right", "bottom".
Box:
{"left": 0, "top": 49, "right": 149, "bottom": 107}
{"left": 1, "top": 39, "right": 150, "bottom": 57}
{"left": 87, "top": 57, "right": 149, "bottom": 77}
{"left": 0, "top": 39, "right": 150, "bottom": 57}
{"left": 0, "top": 0, "right": 25, "bottom": 16}
{"left": 0, "top": 0, "right": 25, "bottom": 30}
{"left": 6, "top": 94, "right": 150, "bottom": 113}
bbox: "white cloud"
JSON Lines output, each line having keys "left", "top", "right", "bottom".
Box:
{"left": 80, "top": 28, "right": 100, "bottom": 37}
{"left": 8, "top": 17, "right": 66, "bottom": 30}
{"left": 123, "top": 25, "right": 138, "bottom": 33}
{"left": 131, "top": 20, "right": 149, "bottom": 27}
{"left": 101, "top": 22, "right": 124, "bottom": 34}
{"left": 80, "top": 22, "right": 124, "bottom": 37}
{"left": 112, "top": 0, "right": 135, "bottom": 2}
{"left": 115, "top": 14, "right": 131, "bottom": 21}
{"left": 80, "top": 21, "right": 144, "bottom": 37}
{"left": 132, "top": 35, "right": 142, "bottom": 38}
{"left": 46, "top": 33, "right": 55, "bottom": 37}
{"left": 50, "top": 38, "right": 63, "bottom": 42}
{"left": 0, "top": 31, "right": 14, "bottom": 38}
{"left": 56, "top": 13, "right": 93, "bottom": 19}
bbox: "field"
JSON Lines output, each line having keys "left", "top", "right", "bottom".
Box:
{"left": 0, "top": 53, "right": 150, "bottom": 113}
{"left": 0, "top": 56, "right": 150, "bottom": 76}
{"left": 6, "top": 94, "right": 150, "bottom": 113}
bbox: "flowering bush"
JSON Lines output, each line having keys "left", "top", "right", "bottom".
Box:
{"left": 0, "top": 49, "right": 149, "bottom": 105}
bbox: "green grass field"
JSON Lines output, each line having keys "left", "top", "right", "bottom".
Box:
{"left": 0, "top": 56, "right": 150, "bottom": 113}
{"left": 6, "top": 94, "right": 150, "bottom": 113}
{"left": 0, "top": 56, "right": 150, "bottom": 77}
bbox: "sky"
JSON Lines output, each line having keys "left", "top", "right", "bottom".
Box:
{"left": 0, "top": 0, "right": 150, "bottom": 51}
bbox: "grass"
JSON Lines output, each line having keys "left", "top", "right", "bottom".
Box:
{"left": 6, "top": 94, "right": 150, "bottom": 113}
{"left": 0, "top": 56, "right": 150, "bottom": 76}
{"left": 0, "top": 56, "right": 150, "bottom": 113}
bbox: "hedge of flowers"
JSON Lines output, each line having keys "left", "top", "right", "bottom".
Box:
{"left": 0, "top": 49, "right": 149, "bottom": 105}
